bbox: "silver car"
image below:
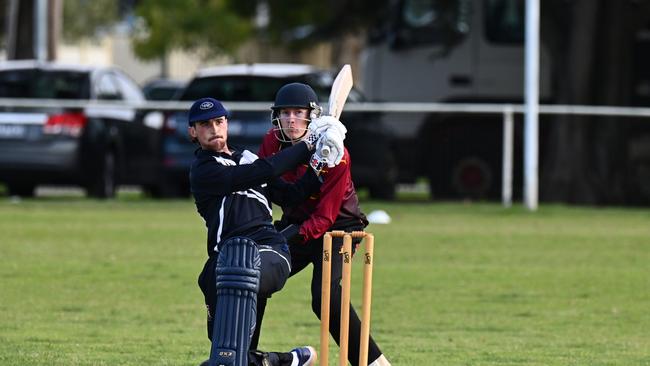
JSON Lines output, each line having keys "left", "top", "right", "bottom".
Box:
{"left": 0, "top": 60, "right": 158, "bottom": 198}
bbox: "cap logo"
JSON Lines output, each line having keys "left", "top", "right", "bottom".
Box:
{"left": 200, "top": 101, "right": 214, "bottom": 110}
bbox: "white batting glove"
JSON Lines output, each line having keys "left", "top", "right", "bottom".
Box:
{"left": 308, "top": 115, "right": 347, "bottom": 139}
{"left": 319, "top": 115, "right": 347, "bottom": 137}
{"left": 315, "top": 128, "right": 345, "bottom": 167}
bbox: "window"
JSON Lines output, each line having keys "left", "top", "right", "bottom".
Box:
{"left": 403, "top": 0, "right": 438, "bottom": 28}
{"left": 113, "top": 72, "right": 144, "bottom": 102}
{"left": 394, "top": 0, "right": 471, "bottom": 47}
{"left": 96, "top": 74, "right": 121, "bottom": 100}
{"left": 484, "top": 0, "right": 525, "bottom": 44}
{"left": 182, "top": 76, "right": 281, "bottom": 102}
{"left": 180, "top": 74, "right": 366, "bottom": 105}
{"left": 0, "top": 70, "right": 89, "bottom": 99}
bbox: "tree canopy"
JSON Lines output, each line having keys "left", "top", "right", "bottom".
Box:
{"left": 131, "top": 0, "right": 389, "bottom": 60}
{"left": 132, "top": 0, "right": 253, "bottom": 60}
{"left": 62, "top": 0, "right": 119, "bottom": 41}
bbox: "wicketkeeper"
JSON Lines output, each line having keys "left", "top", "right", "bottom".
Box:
{"left": 256, "top": 83, "right": 391, "bottom": 366}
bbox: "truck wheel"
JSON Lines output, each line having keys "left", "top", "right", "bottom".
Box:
{"left": 87, "top": 151, "right": 116, "bottom": 199}
{"left": 451, "top": 156, "right": 493, "bottom": 199}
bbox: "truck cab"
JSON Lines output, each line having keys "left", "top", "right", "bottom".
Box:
{"left": 361, "top": 0, "right": 551, "bottom": 199}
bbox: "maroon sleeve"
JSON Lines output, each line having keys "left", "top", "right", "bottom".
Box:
{"left": 298, "top": 148, "right": 351, "bottom": 242}
{"left": 258, "top": 129, "right": 281, "bottom": 158}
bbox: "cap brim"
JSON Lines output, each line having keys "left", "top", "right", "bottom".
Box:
{"left": 189, "top": 110, "right": 229, "bottom": 124}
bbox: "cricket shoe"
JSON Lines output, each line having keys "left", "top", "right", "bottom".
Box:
{"left": 290, "top": 346, "right": 317, "bottom": 366}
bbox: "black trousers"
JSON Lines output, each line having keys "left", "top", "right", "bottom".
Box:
{"left": 252, "top": 228, "right": 383, "bottom": 366}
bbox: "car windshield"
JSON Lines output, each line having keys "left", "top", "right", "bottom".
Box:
{"left": 180, "top": 75, "right": 334, "bottom": 101}
{"left": 0, "top": 69, "right": 90, "bottom": 99}
{"left": 180, "top": 73, "right": 366, "bottom": 104}
{"left": 145, "top": 86, "right": 182, "bottom": 100}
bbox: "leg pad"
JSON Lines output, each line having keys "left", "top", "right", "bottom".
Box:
{"left": 209, "top": 237, "right": 261, "bottom": 366}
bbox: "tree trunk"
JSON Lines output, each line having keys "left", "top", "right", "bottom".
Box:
{"left": 593, "top": 1, "right": 650, "bottom": 204}
{"left": 47, "top": 0, "right": 61, "bottom": 61}
{"left": 6, "top": 0, "right": 35, "bottom": 59}
{"left": 542, "top": 0, "right": 650, "bottom": 204}
{"left": 541, "top": 0, "right": 600, "bottom": 203}
{"left": 6, "top": 0, "right": 57, "bottom": 60}
{"left": 588, "top": 1, "right": 630, "bottom": 203}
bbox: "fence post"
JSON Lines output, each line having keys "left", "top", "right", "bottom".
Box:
{"left": 502, "top": 106, "right": 514, "bottom": 207}
{"left": 524, "top": 0, "right": 540, "bottom": 211}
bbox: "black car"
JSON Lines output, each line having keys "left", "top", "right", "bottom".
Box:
{"left": 158, "top": 63, "right": 397, "bottom": 199}
{"left": 0, "top": 60, "right": 159, "bottom": 198}
{"left": 142, "top": 78, "right": 186, "bottom": 101}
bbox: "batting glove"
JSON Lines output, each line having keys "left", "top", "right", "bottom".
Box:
{"left": 309, "top": 150, "right": 328, "bottom": 175}
{"left": 303, "top": 115, "right": 347, "bottom": 150}
{"left": 315, "top": 128, "right": 345, "bottom": 167}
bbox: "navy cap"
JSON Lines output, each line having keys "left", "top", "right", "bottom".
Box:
{"left": 188, "top": 97, "right": 229, "bottom": 126}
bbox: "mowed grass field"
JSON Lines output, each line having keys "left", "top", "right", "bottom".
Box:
{"left": 1, "top": 195, "right": 649, "bottom": 365}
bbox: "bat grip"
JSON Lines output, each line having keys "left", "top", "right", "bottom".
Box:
{"left": 320, "top": 145, "right": 330, "bottom": 157}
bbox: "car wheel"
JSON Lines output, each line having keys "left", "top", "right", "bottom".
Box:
{"left": 7, "top": 183, "right": 36, "bottom": 197}
{"left": 87, "top": 151, "right": 116, "bottom": 199}
{"left": 147, "top": 180, "right": 189, "bottom": 198}
{"left": 368, "top": 181, "right": 396, "bottom": 200}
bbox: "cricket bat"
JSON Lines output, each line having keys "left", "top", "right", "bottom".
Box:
{"left": 320, "top": 64, "right": 353, "bottom": 158}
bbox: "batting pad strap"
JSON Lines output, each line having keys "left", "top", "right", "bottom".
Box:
{"left": 209, "top": 237, "right": 261, "bottom": 366}
{"left": 216, "top": 267, "right": 260, "bottom": 291}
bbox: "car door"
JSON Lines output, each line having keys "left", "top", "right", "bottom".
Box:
{"left": 86, "top": 71, "right": 134, "bottom": 183}
{"left": 112, "top": 70, "right": 157, "bottom": 183}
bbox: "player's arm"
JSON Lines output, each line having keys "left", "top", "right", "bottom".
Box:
{"left": 297, "top": 152, "right": 350, "bottom": 242}
{"left": 268, "top": 167, "right": 321, "bottom": 207}
{"left": 192, "top": 142, "right": 312, "bottom": 195}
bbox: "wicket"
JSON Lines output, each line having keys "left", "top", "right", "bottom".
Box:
{"left": 320, "top": 231, "right": 374, "bottom": 366}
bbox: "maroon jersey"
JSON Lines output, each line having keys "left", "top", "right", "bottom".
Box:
{"left": 258, "top": 128, "right": 367, "bottom": 242}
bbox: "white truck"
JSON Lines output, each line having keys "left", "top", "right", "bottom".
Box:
{"left": 360, "top": 0, "right": 552, "bottom": 199}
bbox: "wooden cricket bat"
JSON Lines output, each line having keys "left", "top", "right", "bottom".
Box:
{"left": 320, "top": 64, "right": 353, "bottom": 157}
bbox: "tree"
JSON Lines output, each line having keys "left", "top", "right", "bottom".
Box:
{"left": 132, "top": 0, "right": 253, "bottom": 61}
{"left": 540, "top": 0, "right": 650, "bottom": 204}
{"left": 3, "top": 0, "right": 120, "bottom": 60}
{"left": 4, "top": 0, "right": 61, "bottom": 60}
{"left": 261, "top": 0, "right": 390, "bottom": 64}
{"left": 5, "top": 0, "right": 37, "bottom": 59}
{"left": 61, "top": 0, "right": 119, "bottom": 42}
{"left": 131, "top": 0, "right": 388, "bottom": 64}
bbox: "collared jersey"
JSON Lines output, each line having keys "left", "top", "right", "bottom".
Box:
{"left": 190, "top": 144, "right": 317, "bottom": 256}
{"left": 258, "top": 129, "right": 368, "bottom": 242}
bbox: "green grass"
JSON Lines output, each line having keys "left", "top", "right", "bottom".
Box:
{"left": 1, "top": 195, "right": 649, "bottom": 365}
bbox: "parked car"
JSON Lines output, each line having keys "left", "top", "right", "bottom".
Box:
{"left": 0, "top": 60, "right": 159, "bottom": 198}
{"left": 142, "top": 78, "right": 186, "bottom": 100}
{"left": 157, "top": 63, "right": 397, "bottom": 199}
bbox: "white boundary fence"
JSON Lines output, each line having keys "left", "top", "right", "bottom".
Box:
{"left": 3, "top": 98, "right": 650, "bottom": 208}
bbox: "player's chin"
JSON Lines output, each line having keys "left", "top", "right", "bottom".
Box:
{"left": 205, "top": 138, "right": 226, "bottom": 150}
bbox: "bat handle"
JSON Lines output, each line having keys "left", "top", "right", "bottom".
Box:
{"left": 320, "top": 145, "right": 330, "bottom": 157}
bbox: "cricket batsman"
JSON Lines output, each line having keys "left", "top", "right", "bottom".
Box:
{"left": 187, "top": 97, "right": 346, "bottom": 366}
